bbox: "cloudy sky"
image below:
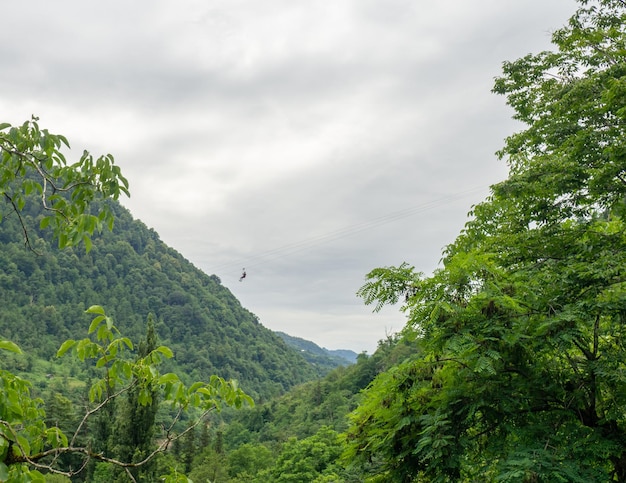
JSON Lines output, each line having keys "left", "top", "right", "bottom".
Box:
{"left": 1, "top": 0, "right": 575, "bottom": 353}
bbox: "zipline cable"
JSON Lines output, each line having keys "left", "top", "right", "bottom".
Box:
{"left": 210, "top": 185, "right": 488, "bottom": 275}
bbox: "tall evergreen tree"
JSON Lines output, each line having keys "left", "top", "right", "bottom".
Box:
{"left": 111, "top": 314, "right": 160, "bottom": 481}
{"left": 182, "top": 427, "right": 196, "bottom": 474}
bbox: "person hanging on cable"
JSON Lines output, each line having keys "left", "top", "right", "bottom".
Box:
{"left": 239, "top": 268, "right": 247, "bottom": 282}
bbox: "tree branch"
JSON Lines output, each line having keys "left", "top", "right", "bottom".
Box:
{"left": 70, "top": 380, "right": 136, "bottom": 448}
{"left": 2, "top": 192, "right": 39, "bottom": 253}
{"left": 2, "top": 405, "right": 217, "bottom": 480}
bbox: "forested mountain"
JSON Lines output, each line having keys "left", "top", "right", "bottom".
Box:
{"left": 0, "top": 197, "right": 332, "bottom": 400}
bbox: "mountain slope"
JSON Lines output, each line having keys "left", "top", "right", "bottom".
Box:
{"left": 0, "top": 199, "right": 326, "bottom": 399}
{"left": 276, "top": 332, "right": 358, "bottom": 367}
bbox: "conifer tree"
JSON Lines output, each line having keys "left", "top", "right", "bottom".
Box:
{"left": 111, "top": 314, "right": 160, "bottom": 482}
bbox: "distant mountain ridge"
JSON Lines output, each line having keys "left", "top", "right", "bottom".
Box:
{"left": 275, "top": 331, "right": 359, "bottom": 366}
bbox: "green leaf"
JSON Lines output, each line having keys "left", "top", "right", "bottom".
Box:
{"left": 88, "top": 315, "right": 105, "bottom": 334}
{"left": 95, "top": 355, "right": 111, "bottom": 368}
{"left": 39, "top": 216, "right": 51, "bottom": 229}
{"left": 56, "top": 339, "right": 76, "bottom": 357}
{"left": 156, "top": 345, "right": 174, "bottom": 358}
{"left": 15, "top": 434, "right": 30, "bottom": 456}
{"left": 0, "top": 437, "right": 8, "bottom": 460}
{"left": 83, "top": 234, "right": 92, "bottom": 252}
{"left": 158, "top": 373, "right": 180, "bottom": 385}
{"left": 86, "top": 305, "right": 105, "bottom": 315}
{"left": 121, "top": 360, "right": 132, "bottom": 379}
{"left": 0, "top": 340, "right": 22, "bottom": 354}
{"left": 28, "top": 470, "right": 46, "bottom": 483}
{"left": 96, "top": 323, "right": 109, "bottom": 342}
{"left": 188, "top": 381, "right": 205, "bottom": 393}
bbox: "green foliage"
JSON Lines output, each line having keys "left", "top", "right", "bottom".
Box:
{"left": 266, "top": 426, "right": 345, "bottom": 482}
{"left": 175, "top": 336, "right": 415, "bottom": 482}
{"left": 226, "top": 443, "right": 274, "bottom": 479}
{"left": 126, "top": 334, "right": 410, "bottom": 481}
{"left": 0, "top": 116, "right": 128, "bottom": 250}
{"left": 356, "top": 262, "right": 420, "bottom": 313}
{"left": 345, "top": 1, "right": 626, "bottom": 481}
{"left": 44, "top": 474, "right": 71, "bottom": 483}
{"left": 109, "top": 314, "right": 161, "bottom": 481}
{"left": 1, "top": 306, "right": 253, "bottom": 481}
{"left": 225, "top": 335, "right": 414, "bottom": 450}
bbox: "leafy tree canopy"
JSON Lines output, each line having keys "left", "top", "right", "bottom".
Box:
{"left": 0, "top": 117, "right": 129, "bottom": 250}
{"left": 345, "top": 1, "right": 626, "bottom": 481}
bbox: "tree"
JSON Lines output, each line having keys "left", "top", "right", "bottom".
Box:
{"left": 268, "top": 426, "right": 344, "bottom": 483}
{"left": 226, "top": 442, "right": 274, "bottom": 480}
{"left": 0, "top": 117, "right": 129, "bottom": 250}
{"left": 0, "top": 119, "right": 253, "bottom": 482}
{"left": 110, "top": 314, "right": 161, "bottom": 481}
{"left": 345, "top": 1, "right": 626, "bottom": 481}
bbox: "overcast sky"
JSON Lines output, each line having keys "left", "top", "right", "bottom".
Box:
{"left": 1, "top": 0, "right": 575, "bottom": 353}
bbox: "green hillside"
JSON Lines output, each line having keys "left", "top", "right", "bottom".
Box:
{"left": 223, "top": 334, "right": 417, "bottom": 442}
{"left": 275, "top": 331, "right": 358, "bottom": 369}
{"left": 0, "top": 198, "right": 328, "bottom": 400}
